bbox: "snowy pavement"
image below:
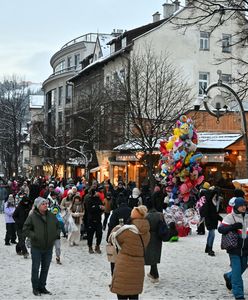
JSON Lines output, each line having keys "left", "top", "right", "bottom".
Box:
{"left": 0, "top": 214, "right": 246, "bottom": 300}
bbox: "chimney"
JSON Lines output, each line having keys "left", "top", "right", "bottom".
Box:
{"left": 163, "top": 1, "right": 175, "bottom": 18}
{"left": 152, "top": 11, "right": 161, "bottom": 22}
{"left": 173, "top": 0, "right": 180, "bottom": 11}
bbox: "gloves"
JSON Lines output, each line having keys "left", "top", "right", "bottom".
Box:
{"left": 231, "top": 222, "right": 243, "bottom": 230}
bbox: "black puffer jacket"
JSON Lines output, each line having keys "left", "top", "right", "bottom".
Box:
{"left": 200, "top": 188, "right": 222, "bottom": 230}
{"left": 13, "top": 200, "right": 32, "bottom": 229}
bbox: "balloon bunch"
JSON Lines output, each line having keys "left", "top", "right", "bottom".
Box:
{"left": 159, "top": 115, "right": 204, "bottom": 203}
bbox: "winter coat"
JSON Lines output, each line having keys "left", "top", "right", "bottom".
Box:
{"left": 23, "top": 208, "right": 60, "bottom": 250}
{"left": 145, "top": 208, "right": 163, "bottom": 265}
{"left": 218, "top": 211, "right": 248, "bottom": 256}
{"left": 110, "top": 218, "right": 150, "bottom": 296}
{"left": 87, "top": 196, "right": 103, "bottom": 223}
{"left": 151, "top": 191, "right": 164, "bottom": 213}
{"left": 200, "top": 189, "right": 222, "bottom": 230}
{"left": 13, "top": 201, "right": 32, "bottom": 229}
{"left": 4, "top": 203, "right": 15, "bottom": 223}
{"left": 106, "top": 203, "right": 132, "bottom": 242}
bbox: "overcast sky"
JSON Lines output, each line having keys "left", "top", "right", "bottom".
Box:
{"left": 0, "top": 0, "right": 182, "bottom": 83}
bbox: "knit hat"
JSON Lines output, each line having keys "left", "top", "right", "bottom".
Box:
{"left": 132, "top": 187, "right": 141, "bottom": 198}
{"left": 131, "top": 205, "right": 147, "bottom": 219}
{"left": 34, "top": 197, "right": 47, "bottom": 209}
{"left": 203, "top": 182, "right": 210, "bottom": 190}
{"left": 234, "top": 197, "right": 246, "bottom": 209}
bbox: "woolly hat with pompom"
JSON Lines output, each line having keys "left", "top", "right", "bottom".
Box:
{"left": 131, "top": 205, "right": 148, "bottom": 219}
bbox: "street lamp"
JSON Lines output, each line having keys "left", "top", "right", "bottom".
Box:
{"left": 201, "top": 70, "right": 248, "bottom": 178}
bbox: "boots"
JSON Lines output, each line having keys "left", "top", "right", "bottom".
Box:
{"left": 88, "top": 246, "right": 94, "bottom": 254}
{"left": 56, "top": 256, "right": 62, "bottom": 264}
{"left": 95, "top": 245, "right": 101, "bottom": 254}
{"left": 208, "top": 247, "right": 215, "bottom": 256}
{"left": 205, "top": 245, "right": 209, "bottom": 253}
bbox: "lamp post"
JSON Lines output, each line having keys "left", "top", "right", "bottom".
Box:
{"left": 202, "top": 70, "right": 248, "bottom": 178}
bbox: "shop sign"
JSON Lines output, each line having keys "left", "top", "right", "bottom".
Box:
{"left": 201, "top": 153, "right": 225, "bottom": 163}
{"left": 116, "top": 154, "right": 138, "bottom": 161}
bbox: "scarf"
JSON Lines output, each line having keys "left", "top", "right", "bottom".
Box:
{"left": 110, "top": 224, "right": 139, "bottom": 250}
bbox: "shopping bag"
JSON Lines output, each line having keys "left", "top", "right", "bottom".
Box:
{"left": 221, "top": 231, "right": 238, "bottom": 250}
{"left": 106, "top": 243, "right": 117, "bottom": 263}
{"left": 67, "top": 214, "right": 78, "bottom": 233}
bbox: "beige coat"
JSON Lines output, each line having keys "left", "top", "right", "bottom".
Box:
{"left": 110, "top": 218, "right": 150, "bottom": 296}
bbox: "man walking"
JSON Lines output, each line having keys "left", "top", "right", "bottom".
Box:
{"left": 23, "top": 197, "right": 59, "bottom": 296}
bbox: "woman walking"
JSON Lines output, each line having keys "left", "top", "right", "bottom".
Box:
{"left": 68, "top": 194, "right": 84, "bottom": 246}
{"left": 110, "top": 205, "right": 150, "bottom": 299}
{"left": 200, "top": 187, "right": 223, "bottom": 256}
{"left": 218, "top": 197, "right": 248, "bottom": 300}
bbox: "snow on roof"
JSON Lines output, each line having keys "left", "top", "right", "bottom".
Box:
{"left": 29, "top": 95, "right": 44, "bottom": 108}
{"left": 197, "top": 132, "right": 242, "bottom": 149}
{"left": 114, "top": 132, "right": 242, "bottom": 151}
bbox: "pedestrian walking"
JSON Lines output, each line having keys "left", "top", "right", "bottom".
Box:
{"left": 200, "top": 186, "right": 223, "bottom": 256}
{"left": 218, "top": 197, "right": 248, "bottom": 300}
{"left": 68, "top": 194, "right": 84, "bottom": 246}
{"left": 109, "top": 205, "right": 150, "bottom": 300}
{"left": 4, "top": 194, "right": 17, "bottom": 245}
{"left": 12, "top": 194, "right": 32, "bottom": 257}
{"left": 145, "top": 198, "right": 169, "bottom": 283}
{"left": 23, "top": 197, "right": 60, "bottom": 296}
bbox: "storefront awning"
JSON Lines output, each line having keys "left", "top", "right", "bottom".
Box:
{"left": 197, "top": 132, "right": 242, "bottom": 149}
{"left": 90, "top": 166, "right": 100, "bottom": 173}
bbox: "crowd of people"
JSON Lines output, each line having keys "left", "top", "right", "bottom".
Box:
{"left": 1, "top": 176, "right": 248, "bottom": 299}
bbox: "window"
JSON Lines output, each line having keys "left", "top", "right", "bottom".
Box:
{"left": 74, "top": 54, "right": 80, "bottom": 67}
{"left": 110, "top": 44, "right": 115, "bottom": 54}
{"left": 222, "top": 34, "right": 231, "bottom": 53}
{"left": 66, "top": 85, "right": 72, "bottom": 104}
{"left": 121, "top": 37, "right": 127, "bottom": 48}
{"left": 199, "top": 72, "right": 209, "bottom": 96}
{"left": 105, "top": 75, "right": 110, "bottom": 86}
{"left": 58, "top": 86, "right": 63, "bottom": 106}
{"left": 119, "top": 69, "right": 125, "bottom": 80}
{"left": 67, "top": 57, "right": 72, "bottom": 69}
{"left": 222, "top": 73, "right": 232, "bottom": 84}
{"left": 200, "top": 32, "right": 209, "bottom": 50}
{"left": 54, "top": 60, "right": 65, "bottom": 74}
{"left": 58, "top": 111, "right": 63, "bottom": 124}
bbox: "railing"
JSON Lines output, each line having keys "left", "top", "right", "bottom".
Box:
{"left": 61, "top": 33, "right": 98, "bottom": 49}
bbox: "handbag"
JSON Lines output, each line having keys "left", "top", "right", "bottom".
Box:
{"left": 221, "top": 216, "right": 239, "bottom": 250}
{"left": 157, "top": 215, "right": 169, "bottom": 242}
{"left": 106, "top": 244, "right": 118, "bottom": 263}
{"left": 221, "top": 231, "right": 238, "bottom": 250}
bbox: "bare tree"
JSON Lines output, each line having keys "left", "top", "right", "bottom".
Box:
{"left": 0, "top": 76, "right": 30, "bottom": 178}
{"left": 107, "top": 48, "right": 193, "bottom": 187}
{"left": 172, "top": 0, "right": 248, "bottom": 98}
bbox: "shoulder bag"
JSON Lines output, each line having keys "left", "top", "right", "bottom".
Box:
{"left": 220, "top": 216, "right": 239, "bottom": 251}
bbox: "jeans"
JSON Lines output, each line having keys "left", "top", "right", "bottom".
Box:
{"left": 225, "top": 254, "right": 247, "bottom": 299}
{"left": 31, "top": 247, "right": 53, "bottom": 290}
{"left": 207, "top": 229, "right": 215, "bottom": 248}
